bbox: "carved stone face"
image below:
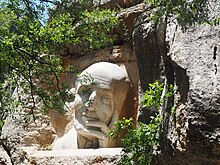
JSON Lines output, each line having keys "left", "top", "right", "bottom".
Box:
{"left": 73, "top": 62, "right": 130, "bottom": 148}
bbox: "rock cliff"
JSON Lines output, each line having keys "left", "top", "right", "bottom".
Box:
{"left": 134, "top": 1, "right": 220, "bottom": 164}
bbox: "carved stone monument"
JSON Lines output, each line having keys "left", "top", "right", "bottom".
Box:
{"left": 52, "top": 62, "right": 131, "bottom": 149}
{"left": 74, "top": 62, "right": 130, "bottom": 148}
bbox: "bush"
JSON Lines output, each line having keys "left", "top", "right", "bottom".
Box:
{"left": 108, "top": 81, "right": 173, "bottom": 165}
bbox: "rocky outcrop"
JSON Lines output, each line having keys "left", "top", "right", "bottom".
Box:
{"left": 133, "top": 10, "right": 164, "bottom": 93}
{"left": 0, "top": 116, "right": 31, "bottom": 164}
{"left": 0, "top": 105, "right": 55, "bottom": 164}
{"left": 0, "top": 145, "right": 12, "bottom": 165}
{"left": 132, "top": 1, "right": 220, "bottom": 164}
{"left": 164, "top": 22, "right": 220, "bottom": 164}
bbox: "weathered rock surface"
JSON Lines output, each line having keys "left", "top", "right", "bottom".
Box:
{"left": 164, "top": 24, "right": 220, "bottom": 164}
{"left": 1, "top": 115, "right": 31, "bottom": 164}
{"left": 133, "top": 10, "right": 163, "bottom": 92}
{"left": 133, "top": 0, "right": 220, "bottom": 164}
{"left": 0, "top": 145, "right": 12, "bottom": 165}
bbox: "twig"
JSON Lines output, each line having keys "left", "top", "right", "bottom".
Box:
{"left": 14, "top": 49, "right": 36, "bottom": 121}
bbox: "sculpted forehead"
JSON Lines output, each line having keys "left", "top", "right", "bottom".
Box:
{"left": 77, "top": 62, "right": 127, "bottom": 89}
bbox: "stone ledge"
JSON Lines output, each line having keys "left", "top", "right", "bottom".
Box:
{"left": 22, "top": 147, "right": 122, "bottom": 165}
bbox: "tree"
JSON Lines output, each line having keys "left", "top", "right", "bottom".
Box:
{"left": 0, "top": 0, "right": 119, "bottom": 132}
{"left": 146, "top": 0, "right": 219, "bottom": 26}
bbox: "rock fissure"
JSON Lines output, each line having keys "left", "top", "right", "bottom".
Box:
{"left": 213, "top": 46, "right": 217, "bottom": 60}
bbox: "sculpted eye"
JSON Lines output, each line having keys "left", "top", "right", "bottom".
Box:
{"left": 78, "top": 87, "right": 92, "bottom": 97}
{"left": 78, "top": 87, "right": 92, "bottom": 95}
{"left": 99, "top": 95, "right": 110, "bottom": 104}
{"left": 78, "top": 86, "right": 96, "bottom": 105}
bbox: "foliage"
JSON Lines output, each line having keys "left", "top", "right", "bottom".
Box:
{"left": 108, "top": 115, "right": 162, "bottom": 165}
{"left": 142, "top": 81, "right": 164, "bottom": 110}
{"left": 142, "top": 80, "right": 173, "bottom": 110}
{"left": 0, "top": 0, "right": 119, "bottom": 131}
{"left": 146, "top": 0, "right": 220, "bottom": 26}
{"left": 108, "top": 81, "right": 174, "bottom": 165}
{"left": 42, "top": 7, "right": 119, "bottom": 53}
{"left": 108, "top": 117, "right": 134, "bottom": 140}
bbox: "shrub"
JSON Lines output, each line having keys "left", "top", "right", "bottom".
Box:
{"left": 108, "top": 81, "right": 173, "bottom": 165}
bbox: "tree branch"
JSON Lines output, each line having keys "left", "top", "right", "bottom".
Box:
{"left": 14, "top": 49, "right": 37, "bottom": 121}
{"left": 16, "top": 47, "right": 61, "bottom": 91}
{"left": 39, "top": 0, "right": 56, "bottom": 4}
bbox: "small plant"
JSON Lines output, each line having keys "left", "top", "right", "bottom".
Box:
{"left": 142, "top": 81, "right": 165, "bottom": 110}
{"left": 142, "top": 80, "right": 173, "bottom": 110}
{"left": 108, "top": 81, "right": 174, "bottom": 165}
